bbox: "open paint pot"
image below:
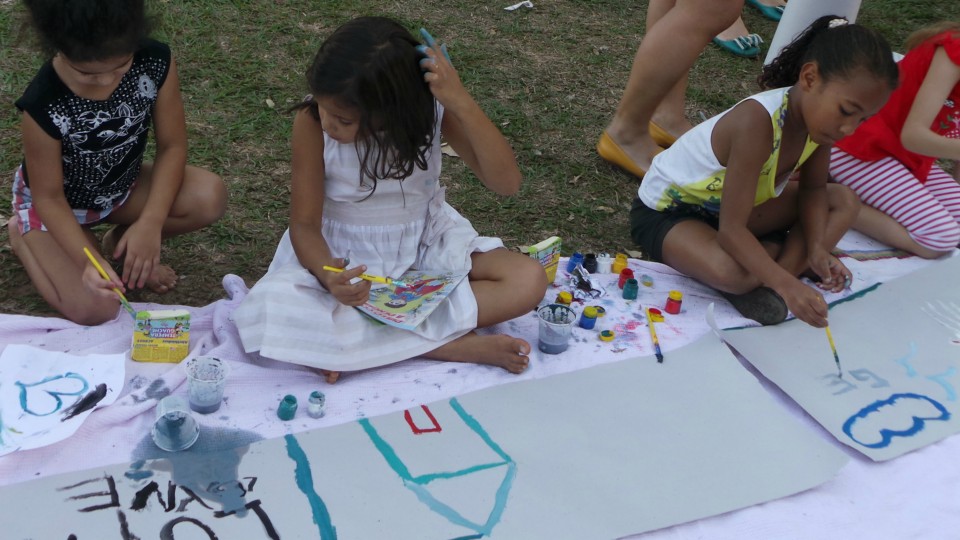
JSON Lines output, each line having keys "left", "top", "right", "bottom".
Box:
{"left": 537, "top": 303, "right": 576, "bottom": 354}
{"left": 152, "top": 395, "right": 200, "bottom": 452}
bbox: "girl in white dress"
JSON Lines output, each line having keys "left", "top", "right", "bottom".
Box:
{"left": 234, "top": 17, "right": 548, "bottom": 381}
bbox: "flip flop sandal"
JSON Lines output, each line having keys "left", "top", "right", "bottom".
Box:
{"left": 711, "top": 33, "right": 763, "bottom": 59}
{"left": 745, "top": 0, "right": 785, "bottom": 22}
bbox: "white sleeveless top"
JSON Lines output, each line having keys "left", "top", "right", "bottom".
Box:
{"left": 638, "top": 87, "right": 819, "bottom": 215}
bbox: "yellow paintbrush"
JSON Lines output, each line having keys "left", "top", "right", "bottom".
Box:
{"left": 825, "top": 326, "right": 842, "bottom": 377}
{"left": 83, "top": 247, "right": 136, "bottom": 318}
{"left": 322, "top": 265, "right": 405, "bottom": 288}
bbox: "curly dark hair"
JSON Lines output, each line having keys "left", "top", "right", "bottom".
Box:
{"left": 23, "top": 0, "right": 152, "bottom": 61}
{"left": 758, "top": 15, "right": 899, "bottom": 91}
{"left": 300, "top": 16, "right": 436, "bottom": 189}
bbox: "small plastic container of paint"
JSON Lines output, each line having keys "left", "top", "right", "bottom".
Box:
{"left": 622, "top": 278, "right": 639, "bottom": 300}
{"left": 579, "top": 306, "right": 598, "bottom": 329}
{"left": 277, "top": 394, "right": 298, "bottom": 421}
{"left": 555, "top": 291, "right": 573, "bottom": 305}
{"left": 611, "top": 253, "right": 629, "bottom": 274}
{"left": 596, "top": 253, "right": 612, "bottom": 274}
{"left": 582, "top": 253, "right": 598, "bottom": 274}
{"left": 566, "top": 252, "right": 584, "bottom": 273}
{"left": 618, "top": 268, "right": 635, "bottom": 289}
{"left": 307, "top": 391, "right": 326, "bottom": 419}
{"left": 665, "top": 290, "right": 683, "bottom": 314}
{"left": 537, "top": 304, "right": 576, "bottom": 354}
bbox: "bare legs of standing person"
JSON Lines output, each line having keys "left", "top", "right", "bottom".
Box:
{"left": 598, "top": 0, "right": 743, "bottom": 178}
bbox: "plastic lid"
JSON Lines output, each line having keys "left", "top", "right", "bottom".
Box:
{"left": 583, "top": 306, "right": 598, "bottom": 318}
{"left": 669, "top": 290, "right": 683, "bottom": 300}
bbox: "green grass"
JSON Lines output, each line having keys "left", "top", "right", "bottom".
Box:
{"left": 0, "top": 0, "right": 956, "bottom": 316}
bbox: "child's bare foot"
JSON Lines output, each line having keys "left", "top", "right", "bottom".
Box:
{"left": 470, "top": 334, "right": 531, "bottom": 373}
{"left": 7, "top": 215, "right": 22, "bottom": 253}
{"left": 146, "top": 264, "right": 178, "bottom": 294}
{"left": 321, "top": 370, "right": 341, "bottom": 384}
{"left": 428, "top": 332, "right": 531, "bottom": 374}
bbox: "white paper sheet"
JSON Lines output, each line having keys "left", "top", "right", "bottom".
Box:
{"left": 722, "top": 255, "right": 960, "bottom": 461}
{"left": 0, "top": 335, "right": 846, "bottom": 538}
{"left": 0, "top": 345, "right": 125, "bottom": 456}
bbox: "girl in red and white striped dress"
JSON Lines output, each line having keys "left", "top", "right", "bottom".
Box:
{"left": 830, "top": 22, "right": 960, "bottom": 258}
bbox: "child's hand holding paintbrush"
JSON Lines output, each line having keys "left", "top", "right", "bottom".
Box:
{"left": 82, "top": 247, "right": 137, "bottom": 318}
{"left": 321, "top": 260, "right": 373, "bottom": 307}
{"left": 321, "top": 252, "right": 406, "bottom": 307}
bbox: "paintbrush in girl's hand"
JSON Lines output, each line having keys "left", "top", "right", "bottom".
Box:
{"left": 825, "top": 326, "right": 842, "bottom": 377}
{"left": 83, "top": 247, "right": 137, "bottom": 319}
{"left": 322, "top": 265, "right": 406, "bottom": 288}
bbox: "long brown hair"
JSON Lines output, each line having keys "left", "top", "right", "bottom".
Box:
{"left": 300, "top": 17, "right": 436, "bottom": 191}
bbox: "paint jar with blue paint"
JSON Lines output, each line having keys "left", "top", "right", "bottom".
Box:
{"left": 579, "top": 306, "right": 599, "bottom": 329}
{"left": 537, "top": 303, "right": 576, "bottom": 354}
{"left": 566, "top": 252, "right": 584, "bottom": 273}
{"left": 152, "top": 395, "right": 200, "bottom": 452}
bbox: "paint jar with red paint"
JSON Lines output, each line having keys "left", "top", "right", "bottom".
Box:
{"left": 618, "top": 268, "right": 635, "bottom": 289}
{"left": 665, "top": 290, "right": 683, "bottom": 314}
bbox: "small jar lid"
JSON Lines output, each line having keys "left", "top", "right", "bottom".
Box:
{"left": 583, "top": 306, "right": 598, "bottom": 318}
{"left": 669, "top": 290, "right": 683, "bottom": 300}
{"left": 599, "top": 330, "right": 615, "bottom": 341}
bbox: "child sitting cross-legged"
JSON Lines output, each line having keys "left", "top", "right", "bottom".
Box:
{"left": 630, "top": 16, "right": 898, "bottom": 327}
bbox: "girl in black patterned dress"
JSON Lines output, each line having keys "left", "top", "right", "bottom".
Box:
{"left": 10, "top": 0, "right": 227, "bottom": 324}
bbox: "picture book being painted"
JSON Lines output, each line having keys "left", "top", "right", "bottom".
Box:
{"left": 357, "top": 269, "right": 468, "bottom": 330}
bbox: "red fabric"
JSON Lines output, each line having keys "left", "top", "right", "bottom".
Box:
{"left": 836, "top": 31, "right": 960, "bottom": 183}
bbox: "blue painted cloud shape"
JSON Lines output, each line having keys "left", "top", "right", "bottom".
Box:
{"left": 843, "top": 393, "right": 951, "bottom": 449}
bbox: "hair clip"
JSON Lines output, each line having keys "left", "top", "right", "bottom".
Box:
{"left": 828, "top": 18, "right": 848, "bottom": 29}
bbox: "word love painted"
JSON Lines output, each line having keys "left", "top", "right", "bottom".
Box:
{"left": 57, "top": 474, "right": 279, "bottom": 540}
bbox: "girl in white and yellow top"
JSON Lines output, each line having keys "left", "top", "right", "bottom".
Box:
{"left": 631, "top": 16, "right": 898, "bottom": 327}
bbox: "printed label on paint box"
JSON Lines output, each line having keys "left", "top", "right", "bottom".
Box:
{"left": 131, "top": 309, "right": 190, "bottom": 363}
{"left": 525, "top": 236, "right": 562, "bottom": 283}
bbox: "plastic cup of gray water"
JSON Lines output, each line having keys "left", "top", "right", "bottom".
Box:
{"left": 152, "top": 395, "right": 200, "bottom": 452}
{"left": 537, "top": 304, "right": 576, "bottom": 354}
{"left": 184, "top": 356, "right": 229, "bottom": 414}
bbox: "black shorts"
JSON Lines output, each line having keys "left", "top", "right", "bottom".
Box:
{"left": 629, "top": 198, "right": 719, "bottom": 263}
